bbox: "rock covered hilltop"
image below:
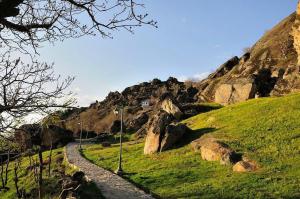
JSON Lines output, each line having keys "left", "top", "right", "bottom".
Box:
{"left": 53, "top": 1, "right": 300, "bottom": 136}
{"left": 58, "top": 77, "right": 205, "bottom": 136}
{"left": 16, "top": 2, "right": 300, "bottom": 152}
{"left": 196, "top": 3, "right": 300, "bottom": 105}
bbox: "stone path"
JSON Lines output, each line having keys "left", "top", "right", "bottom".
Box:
{"left": 65, "top": 142, "right": 154, "bottom": 199}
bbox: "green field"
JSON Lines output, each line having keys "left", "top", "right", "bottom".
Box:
{"left": 82, "top": 93, "right": 300, "bottom": 199}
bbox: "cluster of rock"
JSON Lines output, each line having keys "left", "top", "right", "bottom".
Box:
{"left": 191, "top": 137, "right": 257, "bottom": 172}
{"left": 57, "top": 77, "right": 204, "bottom": 139}
{"left": 60, "top": 171, "right": 87, "bottom": 199}
{"left": 14, "top": 124, "right": 74, "bottom": 150}
{"left": 195, "top": 10, "right": 300, "bottom": 105}
{"left": 15, "top": 77, "right": 213, "bottom": 153}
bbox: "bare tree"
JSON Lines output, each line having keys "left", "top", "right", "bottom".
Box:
{"left": 0, "top": 139, "right": 17, "bottom": 190}
{"left": 0, "top": 53, "right": 74, "bottom": 136}
{"left": 13, "top": 155, "right": 22, "bottom": 198}
{"left": 37, "top": 145, "right": 43, "bottom": 199}
{"left": 0, "top": 0, "right": 157, "bottom": 53}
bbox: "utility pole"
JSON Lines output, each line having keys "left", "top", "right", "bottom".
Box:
{"left": 79, "top": 121, "right": 83, "bottom": 150}
{"left": 115, "top": 107, "right": 124, "bottom": 175}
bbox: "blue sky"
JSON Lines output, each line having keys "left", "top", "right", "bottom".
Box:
{"left": 36, "top": 0, "right": 298, "bottom": 106}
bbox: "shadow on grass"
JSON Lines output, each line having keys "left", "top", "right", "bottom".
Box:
{"left": 79, "top": 148, "right": 160, "bottom": 198}
{"left": 174, "top": 127, "right": 217, "bottom": 149}
{"left": 121, "top": 175, "right": 162, "bottom": 199}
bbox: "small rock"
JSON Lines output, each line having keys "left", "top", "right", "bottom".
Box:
{"left": 62, "top": 177, "right": 79, "bottom": 189}
{"left": 72, "top": 171, "right": 85, "bottom": 183}
{"left": 233, "top": 160, "right": 257, "bottom": 172}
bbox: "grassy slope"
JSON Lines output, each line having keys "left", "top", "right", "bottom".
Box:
{"left": 0, "top": 148, "right": 65, "bottom": 199}
{"left": 82, "top": 94, "right": 300, "bottom": 199}
{"left": 0, "top": 148, "right": 103, "bottom": 199}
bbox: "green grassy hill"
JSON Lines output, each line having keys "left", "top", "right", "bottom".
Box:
{"left": 82, "top": 93, "right": 300, "bottom": 199}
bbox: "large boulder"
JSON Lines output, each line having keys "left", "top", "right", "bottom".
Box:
{"left": 128, "top": 112, "right": 149, "bottom": 132}
{"left": 144, "top": 111, "right": 172, "bottom": 154}
{"left": 143, "top": 131, "right": 161, "bottom": 155}
{"left": 161, "top": 98, "right": 183, "bottom": 120}
{"left": 134, "top": 127, "right": 147, "bottom": 139}
{"left": 199, "top": 138, "right": 238, "bottom": 165}
{"left": 160, "top": 123, "right": 189, "bottom": 152}
{"left": 190, "top": 137, "right": 216, "bottom": 152}
{"left": 214, "top": 78, "right": 256, "bottom": 105}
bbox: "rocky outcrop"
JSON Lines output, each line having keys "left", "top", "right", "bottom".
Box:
{"left": 127, "top": 112, "right": 149, "bottom": 132}
{"left": 215, "top": 78, "right": 256, "bottom": 105}
{"left": 195, "top": 11, "right": 300, "bottom": 104}
{"left": 292, "top": 1, "right": 300, "bottom": 65}
{"left": 110, "top": 120, "right": 124, "bottom": 134}
{"left": 15, "top": 124, "right": 74, "bottom": 150}
{"left": 161, "top": 98, "right": 183, "bottom": 120}
{"left": 210, "top": 56, "right": 240, "bottom": 79}
{"left": 56, "top": 77, "right": 202, "bottom": 136}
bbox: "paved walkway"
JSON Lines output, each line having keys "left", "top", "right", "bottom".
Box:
{"left": 65, "top": 143, "right": 154, "bottom": 199}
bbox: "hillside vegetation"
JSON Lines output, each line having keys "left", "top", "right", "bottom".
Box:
{"left": 82, "top": 93, "right": 300, "bottom": 198}
{"left": 0, "top": 148, "right": 102, "bottom": 199}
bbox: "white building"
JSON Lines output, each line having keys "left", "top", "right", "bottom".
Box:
{"left": 141, "top": 99, "right": 150, "bottom": 108}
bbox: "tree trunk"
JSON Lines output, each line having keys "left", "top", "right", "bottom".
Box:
{"left": 5, "top": 150, "right": 10, "bottom": 185}
{"left": 33, "top": 157, "right": 38, "bottom": 183}
{"left": 0, "top": 156, "right": 4, "bottom": 189}
{"left": 29, "top": 154, "right": 32, "bottom": 168}
{"left": 38, "top": 148, "right": 43, "bottom": 199}
{"left": 14, "top": 158, "right": 21, "bottom": 198}
{"left": 48, "top": 142, "right": 52, "bottom": 177}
